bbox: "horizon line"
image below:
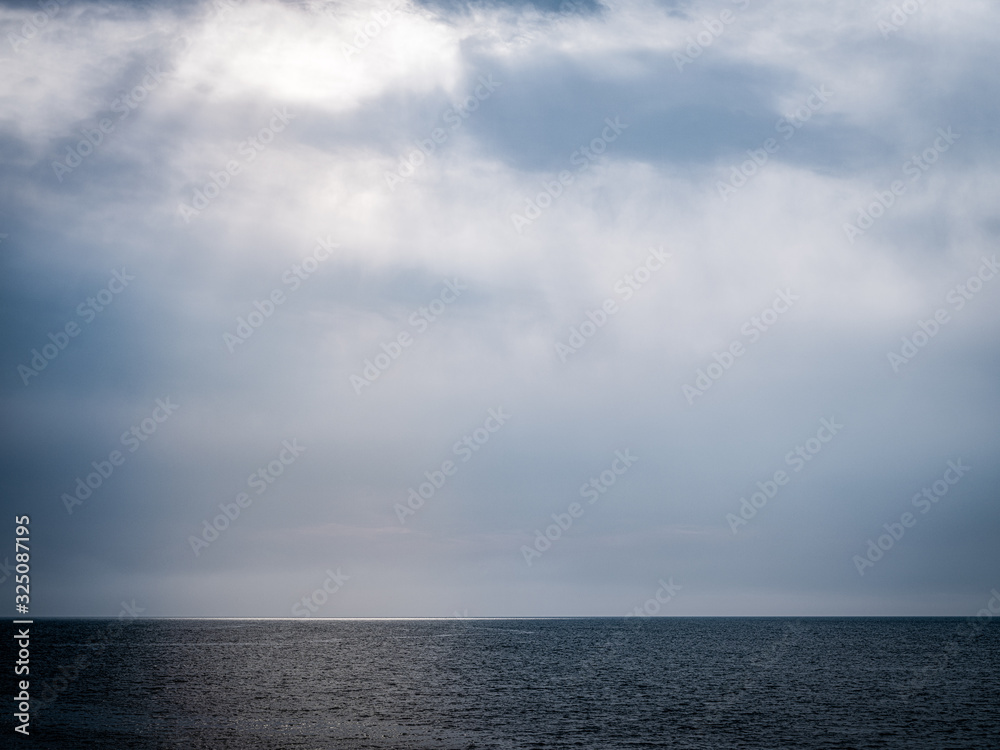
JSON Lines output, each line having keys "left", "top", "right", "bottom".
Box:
{"left": 12, "top": 614, "right": 992, "bottom": 620}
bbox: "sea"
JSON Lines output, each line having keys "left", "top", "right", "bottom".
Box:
{"left": 15, "top": 617, "right": 1000, "bottom": 749}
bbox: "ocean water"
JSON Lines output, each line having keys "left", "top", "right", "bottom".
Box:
{"left": 18, "top": 618, "right": 1000, "bottom": 749}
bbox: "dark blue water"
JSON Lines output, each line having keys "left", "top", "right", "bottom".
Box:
{"left": 13, "top": 618, "right": 1000, "bottom": 748}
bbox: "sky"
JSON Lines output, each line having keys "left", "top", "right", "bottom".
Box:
{"left": 0, "top": 0, "right": 998, "bottom": 618}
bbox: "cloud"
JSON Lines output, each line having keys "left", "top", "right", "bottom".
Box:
{"left": 0, "top": 0, "right": 998, "bottom": 617}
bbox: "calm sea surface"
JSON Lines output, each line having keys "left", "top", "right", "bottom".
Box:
{"left": 18, "top": 618, "right": 1000, "bottom": 749}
